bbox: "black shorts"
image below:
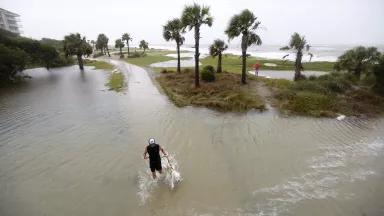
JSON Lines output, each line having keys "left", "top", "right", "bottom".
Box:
{"left": 150, "top": 161, "right": 162, "bottom": 172}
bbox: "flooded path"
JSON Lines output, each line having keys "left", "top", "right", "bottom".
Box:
{"left": 0, "top": 62, "right": 383, "bottom": 216}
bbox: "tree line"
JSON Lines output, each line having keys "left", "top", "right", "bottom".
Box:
{"left": 162, "top": 3, "right": 383, "bottom": 92}
{"left": 0, "top": 29, "right": 74, "bottom": 84}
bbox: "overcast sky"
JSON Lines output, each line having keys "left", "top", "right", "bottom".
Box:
{"left": 2, "top": 0, "right": 384, "bottom": 46}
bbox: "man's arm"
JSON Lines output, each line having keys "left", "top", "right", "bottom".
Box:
{"left": 159, "top": 145, "right": 167, "bottom": 156}
{"left": 143, "top": 147, "right": 148, "bottom": 159}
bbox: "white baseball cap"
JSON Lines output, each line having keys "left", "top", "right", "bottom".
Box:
{"left": 148, "top": 138, "right": 155, "bottom": 144}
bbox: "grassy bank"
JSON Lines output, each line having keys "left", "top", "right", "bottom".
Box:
{"left": 157, "top": 70, "right": 266, "bottom": 112}
{"left": 201, "top": 55, "right": 335, "bottom": 72}
{"left": 119, "top": 49, "right": 335, "bottom": 73}
{"left": 106, "top": 71, "right": 126, "bottom": 92}
{"left": 123, "top": 49, "right": 187, "bottom": 67}
{"left": 260, "top": 74, "right": 384, "bottom": 117}
{"left": 84, "top": 59, "right": 114, "bottom": 70}
{"left": 84, "top": 59, "right": 125, "bottom": 92}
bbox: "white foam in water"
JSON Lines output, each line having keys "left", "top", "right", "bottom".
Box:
{"left": 251, "top": 138, "right": 384, "bottom": 215}
{"left": 137, "top": 153, "right": 182, "bottom": 204}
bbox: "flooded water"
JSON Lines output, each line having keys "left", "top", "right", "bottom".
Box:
{"left": 0, "top": 62, "right": 383, "bottom": 216}
{"left": 247, "top": 70, "right": 327, "bottom": 80}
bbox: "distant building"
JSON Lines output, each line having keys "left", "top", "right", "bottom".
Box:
{"left": 0, "top": 8, "right": 21, "bottom": 35}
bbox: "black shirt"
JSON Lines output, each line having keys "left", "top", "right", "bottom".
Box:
{"left": 147, "top": 144, "right": 161, "bottom": 163}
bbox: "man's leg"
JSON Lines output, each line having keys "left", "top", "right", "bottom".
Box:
{"left": 152, "top": 172, "right": 156, "bottom": 179}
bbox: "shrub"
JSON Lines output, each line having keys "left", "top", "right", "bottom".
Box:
{"left": 0, "top": 44, "right": 28, "bottom": 83}
{"left": 290, "top": 74, "right": 352, "bottom": 94}
{"left": 50, "top": 54, "right": 74, "bottom": 67}
{"left": 93, "top": 52, "right": 104, "bottom": 58}
{"left": 290, "top": 80, "right": 328, "bottom": 94}
{"left": 284, "top": 92, "right": 336, "bottom": 117}
{"left": 201, "top": 65, "right": 215, "bottom": 82}
{"left": 129, "top": 51, "right": 143, "bottom": 58}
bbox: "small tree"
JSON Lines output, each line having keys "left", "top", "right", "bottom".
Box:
{"left": 90, "top": 40, "right": 95, "bottom": 51}
{"left": 96, "top": 34, "right": 110, "bottom": 57}
{"left": 335, "top": 46, "right": 381, "bottom": 79}
{"left": 209, "top": 39, "right": 228, "bottom": 73}
{"left": 163, "top": 18, "right": 185, "bottom": 73}
{"left": 0, "top": 44, "right": 28, "bottom": 82}
{"left": 281, "top": 33, "right": 311, "bottom": 81}
{"left": 225, "top": 9, "right": 262, "bottom": 84}
{"left": 139, "top": 40, "right": 149, "bottom": 54}
{"left": 39, "top": 44, "right": 59, "bottom": 69}
{"left": 63, "top": 33, "right": 92, "bottom": 70}
{"left": 122, "top": 33, "right": 132, "bottom": 57}
{"left": 181, "top": 3, "right": 213, "bottom": 87}
{"left": 115, "top": 39, "right": 125, "bottom": 58}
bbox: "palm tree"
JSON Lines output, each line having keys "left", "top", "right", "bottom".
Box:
{"left": 281, "top": 33, "right": 311, "bottom": 81}
{"left": 115, "top": 39, "right": 125, "bottom": 58}
{"left": 335, "top": 46, "right": 381, "bottom": 79}
{"left": 225, "top": 9, "right": 262, "bottom": 84}
{"left": 139, "top": 40, "right": 149, "bottom": 54}
{"left": 209, "top": 39, "right": 228, "bottom": 73}
{"left": 122, "top": 33, "right": 132, "bottom": 57}
{"left": 181, "top": 3, "right": 213, "bottom": 87}
{"left": 163, "top": 18, "right": 185, "bottom": 73}
{"left": 90, "top": 40, "right": 95, "bottom": 52}
{"left": 63, "top": 33, "right": 92, "bottom": 70}
{"left": 96, "top": 34, "right": 110, "bottom": 57}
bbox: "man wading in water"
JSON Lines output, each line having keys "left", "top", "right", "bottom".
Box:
{"left": 143, "top": 138, "right": 167, "bottom": 179}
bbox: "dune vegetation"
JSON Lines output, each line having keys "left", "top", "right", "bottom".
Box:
{"left": 157, "top": 68, "right": 265, "bottom": 112}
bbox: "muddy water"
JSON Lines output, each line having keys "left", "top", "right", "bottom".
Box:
{"left": 0, "top": 62, "right": 383, "bottom": 216}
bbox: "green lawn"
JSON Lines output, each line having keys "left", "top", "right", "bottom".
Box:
{"left": 201, "top": 55, "right": 335, "bottom": 73}
{"left": 120, "top": 49, "right": 335, "bottom": 73}
{"left": 123, "top": 49, "right": 175, "bottom": 67}
{"left": 84, "top": 59, "right": 114, "bottom": 70}
{"left": 106, "top": 71, "right": 126, "bottom": 92}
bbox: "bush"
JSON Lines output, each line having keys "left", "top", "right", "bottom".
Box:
{"left": 93, "top": 52, "right": 104, "bottom": 58}
{"left": 290, "top": 74, "right": 352, "bottom": 94}
{"left": 50, "top": 54, "right": 74, "bottom": 67}
{"left": 283, "top": 91, "right": 336, "bottom": 117}
{"left": 0, "top": 44, "right": 29, "bottom": 83}
{"left": 129, "top": 51, "right": 143, "bottom": 58}
{"left": 201, "top": 65, "right": 215, "bottom": 82}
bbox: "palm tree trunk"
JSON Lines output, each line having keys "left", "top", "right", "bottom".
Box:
{"left": 77, "top": 54, "right": 84, "bottom": 70}
{"left": 241, "top": 51, "right": 247, "bottom": 84}
{"left": 217, "top": 53, "right": 222, "bottom": 73}
{"left": 241, "top": 34, "right": 247, "bottom": 84}
{"left": 106, "top": 46, "right": 110, "bottom": 57}
{"left": 119, "top": 47, "right": 122, "bottom": 58}
{"left": 176, "top": 41, "right": 181, "bottom": 73}
{"left": 194, "top": 26, "right": 200, "bottom": 87}
{"left": 294, "top": 50, "right": 303, "bottom": 81}
{"left": 127, "top": 41, "right": 130, "bottom": 57}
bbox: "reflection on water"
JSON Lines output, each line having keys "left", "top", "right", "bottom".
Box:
{"left": 0, "top": 63, "right": 383, "bottom": 216}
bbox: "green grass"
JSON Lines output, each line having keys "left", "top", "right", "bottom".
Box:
{"left": 124, "top": 53, "right": 174, "bottom": 67}
{"left": 201, "top": 55, "right": 335, "bottom": 73}
{"left": 121, "top": 49, "right": 335, "bottom": 74}
{"left": 157, "top": 70, "right": 265, "bottom": 112}
{"left": 106, "top": 71, "right": 126, "bottom": 92}
{"left": 84, "top": 59, "right": 114, "bottom": 70}
{"left": 260, "top": 73, "right": 384, "bottom": 117}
